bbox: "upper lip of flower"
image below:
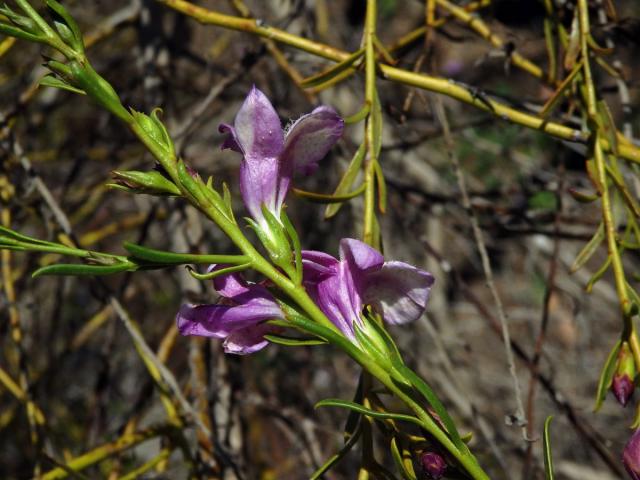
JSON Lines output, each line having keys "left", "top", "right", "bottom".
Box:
{"left": 301, "top": 238, "right": 435, "bottom": 341}
{"left": 219, "top": 85, "right": 344, "bottom": 227}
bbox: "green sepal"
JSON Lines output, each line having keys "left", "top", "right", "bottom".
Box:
{"left": 130, "top": 109, "right": 175, "bottom": 160}
{"left": 280, "top": 209, "right": 302, "bottom": 285}
{"left": 247, "top": 206, "right": 296, "bottom": 280}
{"left": 39, "top": 74, "right": 85, "bottom": 95}
{"left": 594, "top": 339, "right": 622, "bottom": 412}
{"left": 543, "top": 416, "right": 555, "bottom": 480}
{"left": 221, "top": 182, "right": 236, "bottom": 223}
{"left": 33, "top": 261, "right": 135, "bottom": 277}
{"left": 45, "top": 0, "right": 84, "bottom": 53}
{"left": 110, "top": 169, "right": 180, "bottom": 196}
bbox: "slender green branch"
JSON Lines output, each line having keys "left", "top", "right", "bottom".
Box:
{"left": 153, "top": 0, "right": 640, "bottom": 164}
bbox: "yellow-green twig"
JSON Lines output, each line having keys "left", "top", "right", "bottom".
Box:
{"left": 153, "top": 0, "right": 640, "bottom": 164}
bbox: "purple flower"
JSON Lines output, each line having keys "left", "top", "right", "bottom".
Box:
{"left": 219, "top": 86, "right": 343, "bottom": 229}
{"left": 301, "top": 238, "right": 435, "bottom": 341}
{"left": 176, "top": 268, "right": 284, "bottom": 354}
{"left": 613, "top": 374, "right": 634, "bottom": 407}
{"left": 613, "top": 342, "right": 636, "bottom": 407}
{"left": 420, "top": 451, "right": 447, "bottom": 479}
{"left": 624, "top": 429, "right": 640, "bottom": 480}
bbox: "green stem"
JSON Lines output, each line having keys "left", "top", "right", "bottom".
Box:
{"left": 363, "top": 0, "right": 377, "bottom": 247}
{"left": 289, "top": 315, "right": 489, "bottom": 480}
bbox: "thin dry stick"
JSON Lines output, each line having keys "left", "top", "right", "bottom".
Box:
{"left": 432, "top": 95, "right": 529, "bottom": 440}
{"left": 523, "top": 162, "right": 565, "bottom": 479}
{"left": 421, "top": 236, "right": 625, "bottom": 476}
{"left": 109, "top": 297, "right": 212, "bottom": 439}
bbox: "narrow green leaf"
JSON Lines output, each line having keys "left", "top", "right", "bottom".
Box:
{"left": 39, "top": 74, "right": 86, "bottom": 94}
{"left": 571, "top": 223, "right": 604, "bottom": 273}
{"left": 344, "top": 374, "right": 364, "bottom": 442}
{"left": 371, "top": 89, "right": 383, "bottom": 159}
{"left": 585, "top": 256, "right": 611, "bottom": 293}
{"left": 563, "top": 11, "right": 580, "bottom": 70}
{"left": 344, "top": 104, "right": 370, "bottom": 124}
{"left": 0, "top": 225, "right": 60, "bottom": 247}
{"left": 310, "top": 424, "right": 361, "bottom": 480}
{"left": 390, "top": 437, "right": 417, "bottom": 480}
{"left": 395, "top": 364, "right": 465, "bottom": 452}
{"left": 594, "top": 340, "right": 622, "bottom": 412}
{"left": 325, "top": 143, "right": 366, "bottom": 219}
{"left": 293, "top": 183, "right": 365, "bottom": 203}
{"left": 0, "top": 21, "right": 41, "bottom": 42}
{"left": 315, "top": 398, "right": 424, "bottom": 428}
{"left": 33, "top": 262, "right": 135, "bottom": 277}
{"left": 301, "top": 48, "right": 364, "bottom": 88}
{"left": 187, "top": 262, "right": 251, "bottom": 281}
{"left": 45, "top": 0, "right": 84, "bottom": 52}
{"left": 540, "top": 61, "right": 582, "bottom": 118}
{"left": 597, "top": 101, "right": 619, "bottom": 157}
{"left": 543, "top": 416, "right": 555, "bottom": 480}
{"left": 123, "top": 242, "right": 248, "bottom": 265}
{"left": 373, "top": 159, "right": 386, "bottom": 214}
{"left": 263, "top": 334, "right": 327, "bottom": 347}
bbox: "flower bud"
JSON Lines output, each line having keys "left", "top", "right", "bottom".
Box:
{"left": 623, "top": 429, "right": 640, "bottom": 480}
{"left": 109, "top": 169, "right": 180, "bottom": 196}
{"left": 420, "top": 451, "right": 447, "bottom": 479}
{"left": 613, "top": 342, "right": 636, "bottom": 407}
{"left": 130, "top": 109, "right": 175, "bottom": 159}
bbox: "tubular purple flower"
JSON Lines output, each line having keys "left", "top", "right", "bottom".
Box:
{"left": 301, "top": 238, "right": 435, "bottom": 342}
{"left": 176, "top": 267, "right": 284, "bottom": 354}
{"left": 624, "top": 429, "right": 640, "bottom": 480}
{"left": 219, "top": 86, "right": 343, "bottom": 229}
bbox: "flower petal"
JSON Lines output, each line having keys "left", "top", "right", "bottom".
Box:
{"left": 211, "top": 267, "right": 250, "bottom": 298}
{"left": 277, "top": 106, "right": 343, "bottom": 208}
{"left": 176, "top": 294, "right": 284, "bottom": 339}
{"left": 301, "top": 250, "right": 339, "bottom": 283}
{"left": 316, "top": 268, "right": 360, "bottom": 341}
{"left": 223, "top": 322, "right": 275, "bottom": 355}
{"left": 624, "top": 429, "right": 640, "bottom": 480}
{"left": 234, "top": 86, "right": 284, "bottom": 159}
{"left": 282, "top": 106, "right": 344, "bottom": 175}
{"left": 339, "top": 238, "right": 384, "bottom": 274}
{"left": 239, "top": 154, "right": 281, "bottom": 223}
{"left": 362, "top": 261, "right": 435, "bottom": 325}
{"left": 218, "top": 123, "right": 242, "bottom": 152}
